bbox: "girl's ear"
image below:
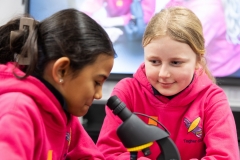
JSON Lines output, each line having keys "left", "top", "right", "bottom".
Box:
{"left": 51, "top": 57, "right": 71, "bottom": 84}
{"left": 195, "top": 56, "right": 205, "bottom": 70}
{"left": 195, "top": 63, "right": 201, "bottom": 70}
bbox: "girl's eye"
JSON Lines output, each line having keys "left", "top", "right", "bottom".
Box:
{"left": 171, "top": 61, "right": 182, "bottom": 66}
{"left": 150, "top": 60, "right": 160, "bottom": 64}
{"left": 95, "top": 81, "right": 101, "bottom": 86}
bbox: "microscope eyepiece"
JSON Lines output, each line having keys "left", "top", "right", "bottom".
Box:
{"left": 106, "top": 95, "right": 121, "bottom": 110}
{"left": 107, "top": 95, "right": 132, "bottom": 121}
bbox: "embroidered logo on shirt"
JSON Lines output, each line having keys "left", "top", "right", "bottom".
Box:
{"left": 184, "top": 117, "right": 202, "bottom": 138}
{"left": 47, "top": 150, "right": 53, "bottom": 160}
{"left": 66, "top": 128, "right": 72, "bottom": 146}
{"left": 148, "top": 116, "right": 158, "bottom": 126}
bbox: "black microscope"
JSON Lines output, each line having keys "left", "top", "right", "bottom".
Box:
{"left": 107, "top": 95, "right": 181, "bottom": 160}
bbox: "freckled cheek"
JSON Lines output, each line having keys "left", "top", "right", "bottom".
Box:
{"left": 175, "top": 72, "right": 194, "bottom": 84}
{"left": 146, "top": 72, "right": 159, "bottom": 83}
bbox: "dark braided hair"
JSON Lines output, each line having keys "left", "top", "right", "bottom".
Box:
{"left": 0, "top": 8, "right": 116, "bottom": 79}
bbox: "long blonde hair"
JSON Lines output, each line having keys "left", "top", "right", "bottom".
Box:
{"left": 142, "top": 7, "right": 216, "bottom": 83}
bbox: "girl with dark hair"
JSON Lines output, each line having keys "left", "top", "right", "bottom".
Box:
{"left": 0, "top": 8, "right": 116, "bottom": 159}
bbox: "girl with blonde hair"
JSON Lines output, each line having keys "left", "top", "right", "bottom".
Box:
{"left": 96, "top": 7, "right": 239, "bottom": 160}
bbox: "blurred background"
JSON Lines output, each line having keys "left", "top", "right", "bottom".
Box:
{"left": 0, "top": 0, "right": 239, "bottom": 145}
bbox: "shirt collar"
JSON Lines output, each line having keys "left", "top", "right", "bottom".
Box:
{"left": 34, "top": 75, "right": 70, "bottom": 119}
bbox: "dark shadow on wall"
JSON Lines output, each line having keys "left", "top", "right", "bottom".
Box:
{"left": 82, "top": 103, "right": 106, "bottom": 143}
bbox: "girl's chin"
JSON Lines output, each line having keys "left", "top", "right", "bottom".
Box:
{"left": 157, "top": 89, "right": 178, "bottom": 97}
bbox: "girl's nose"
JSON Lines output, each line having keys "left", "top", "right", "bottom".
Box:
{"left": 158, "top": 65, "right": 170, "bottom": 78}
{"left": 94, "top": 89, "right": 103, "bottom": 100}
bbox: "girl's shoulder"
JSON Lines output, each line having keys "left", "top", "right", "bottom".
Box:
{"left": 0, "top": 92, "right": 38, "bottom": 118}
